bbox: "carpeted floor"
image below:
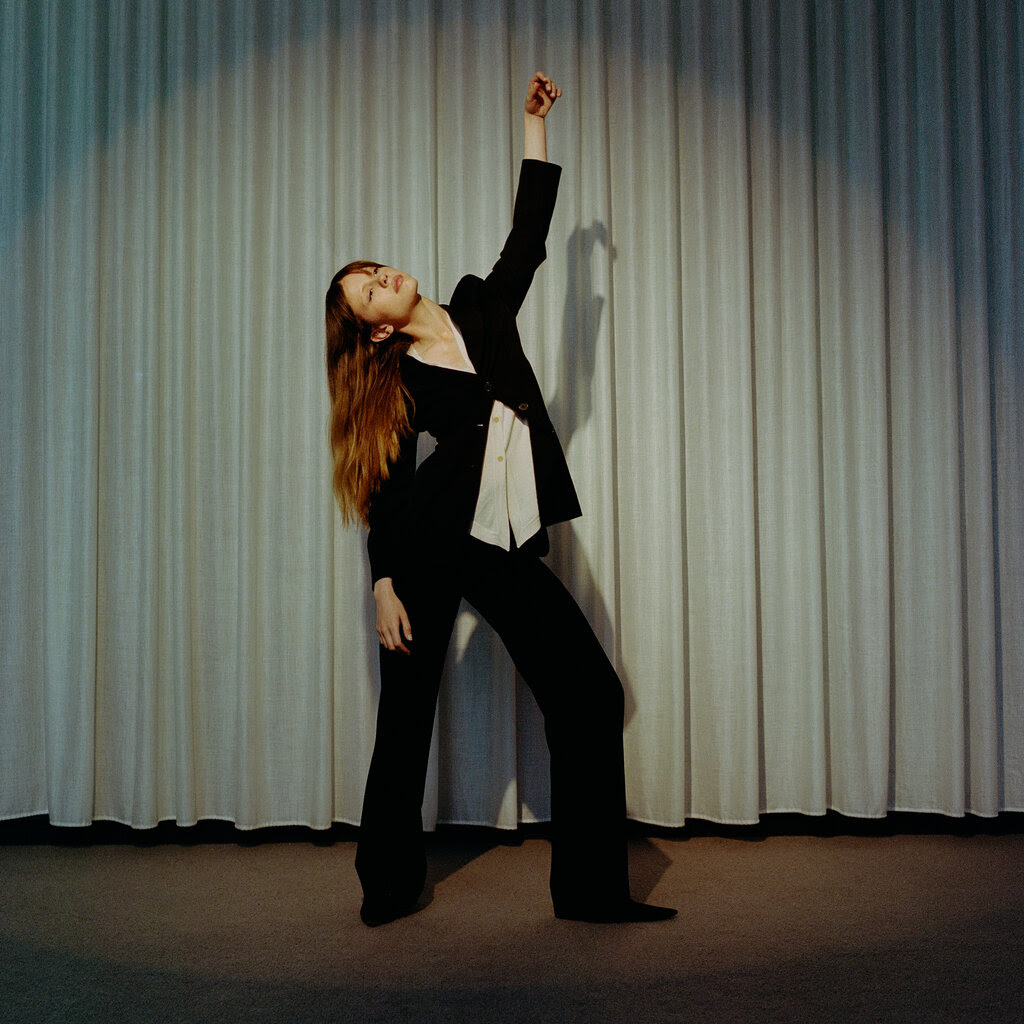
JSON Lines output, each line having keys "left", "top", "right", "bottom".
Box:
{"left": 2, "top": 817, "right": 1022, "bottom": 1023}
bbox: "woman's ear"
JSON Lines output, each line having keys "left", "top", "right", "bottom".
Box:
{"left": 370, "top": 324, "right": 394, "bottom": 344}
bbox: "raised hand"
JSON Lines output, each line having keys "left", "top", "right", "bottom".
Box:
{"left": 524, "top": 72, "right": 562, "bottom": 118}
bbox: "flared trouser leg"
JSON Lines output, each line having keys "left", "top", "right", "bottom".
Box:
{"left": 354, "top": 571, "right": 461, "bottom": 907}
{"left": 460, "top": 543, "right": 629, "bottom": 909}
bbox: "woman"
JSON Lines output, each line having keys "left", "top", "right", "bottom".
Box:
{"left": 326, "top": 73, "right": 675, "bottom": 926}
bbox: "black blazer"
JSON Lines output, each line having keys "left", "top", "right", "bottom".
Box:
{"left": 367, "top": 159, "right": 581, "bottom": 585}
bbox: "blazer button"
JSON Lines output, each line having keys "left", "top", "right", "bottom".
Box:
{"left": 518, "top": 402, "right": 529, "bottom": 412}
{"left": 483, "top": 381, "right": 494, "bottom": 393}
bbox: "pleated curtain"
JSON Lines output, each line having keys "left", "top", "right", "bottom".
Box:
{"left": 2, "top": 0, "right": 1021, "bottom": 829}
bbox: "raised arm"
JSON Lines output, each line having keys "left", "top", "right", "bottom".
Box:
{"left": 460, "top": 74, "right": 563, "bottom": 315}
{"left": 523, "top": 72, "right": 561, "bottom": 162}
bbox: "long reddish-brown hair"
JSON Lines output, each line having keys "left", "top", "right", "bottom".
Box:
{"left": 325, "top": 261, "right": 413, "bottom": 526}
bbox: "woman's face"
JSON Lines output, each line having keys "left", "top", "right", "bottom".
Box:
{"left": 340, "top": 264, "right": 419, "bottom": 342}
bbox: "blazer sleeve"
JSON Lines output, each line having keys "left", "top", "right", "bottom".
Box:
{"left": 482, "top": 159, "right": 562, "bottom": 316}
{"left": 365, "top": 426, "right": 418, "bottom": 586}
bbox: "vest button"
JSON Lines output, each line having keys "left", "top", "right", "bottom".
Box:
{"left": 518, "top": 402, "right": 529, "bottom": 412}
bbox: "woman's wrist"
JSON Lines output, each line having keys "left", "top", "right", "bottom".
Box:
{"left": 523, "top": 112, "right": 548, "bottom": 162}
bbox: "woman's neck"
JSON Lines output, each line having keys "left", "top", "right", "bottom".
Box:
{"left": 402, "top": 296, "right": 453, "bottom": 354}
{"left": 400, "top": 296, "right": 474, "bottom": 371}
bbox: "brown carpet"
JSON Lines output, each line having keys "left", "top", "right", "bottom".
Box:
{"left": 2, "top": 818, "right": 1022, "bottom": 1023}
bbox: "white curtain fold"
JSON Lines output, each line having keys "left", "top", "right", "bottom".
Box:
{"left": 1, "top": 0, "right": 1021, "bottom": 829}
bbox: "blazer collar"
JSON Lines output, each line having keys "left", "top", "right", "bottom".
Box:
{"left": 442, "top": 303, "right": 484, "bottom": 353}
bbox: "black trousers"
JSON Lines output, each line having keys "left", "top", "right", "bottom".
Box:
{"left": 355, "top": 535, "right": 629, "bottom": 911}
